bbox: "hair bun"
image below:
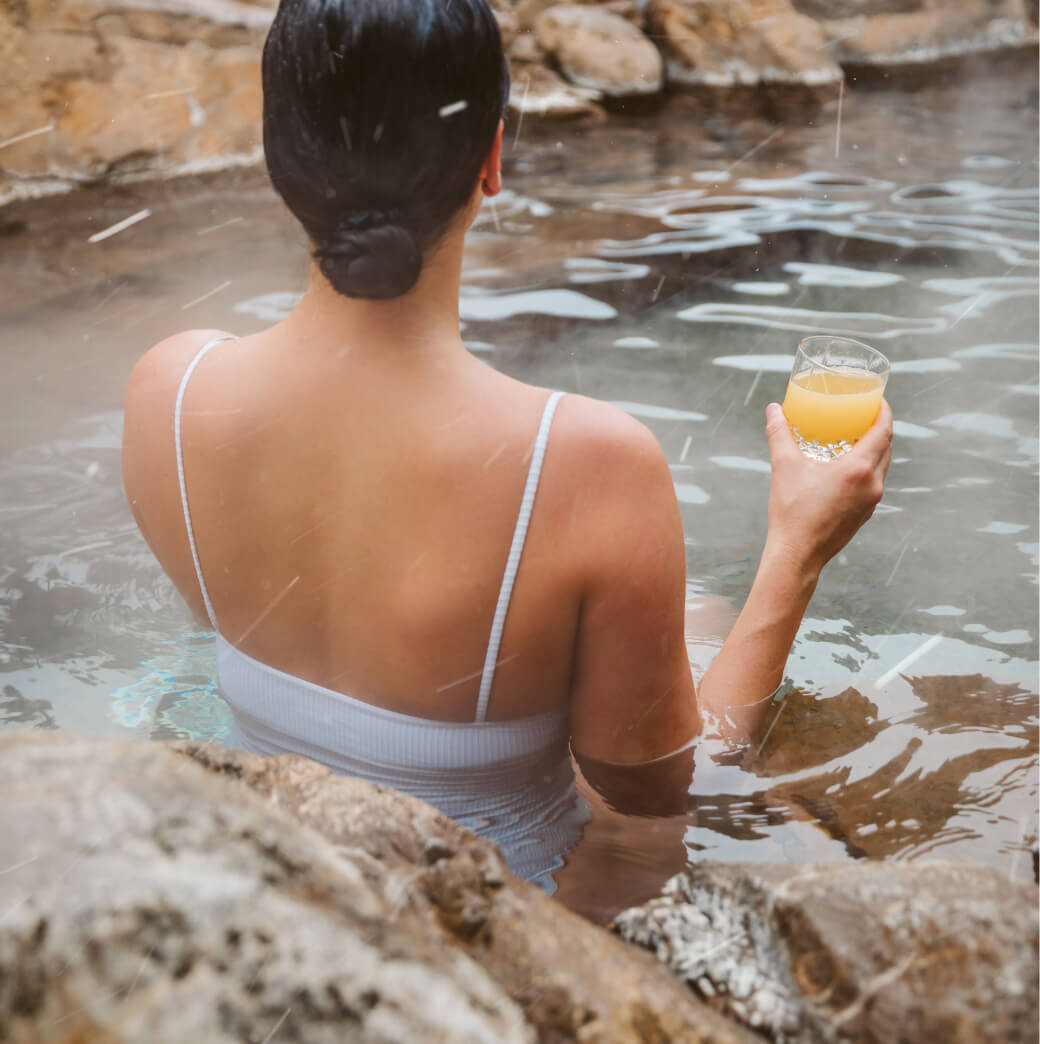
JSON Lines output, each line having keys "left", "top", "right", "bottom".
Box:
{"left": 316, "top": 210, "right": 422, "bottom": 300}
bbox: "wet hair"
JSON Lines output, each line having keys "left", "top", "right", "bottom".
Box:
{"left": 262, "top": 0, "right": 509, "bottom": 300}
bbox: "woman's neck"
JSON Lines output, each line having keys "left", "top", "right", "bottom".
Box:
{"left": 276, "top": 228, "right": 470, "bottom": 368}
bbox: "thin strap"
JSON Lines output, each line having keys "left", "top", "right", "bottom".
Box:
{"left": 475, "top": 391, "right": 566, "bottom": 723}
{"left": 174, "top": 336, "right": 237, "bottom": 629}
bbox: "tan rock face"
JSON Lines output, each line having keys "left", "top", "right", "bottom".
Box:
{"left": 535, "top": 5, "right": 664, "bottom": 96}
{"left": 823, "top": 0, "right": 1037, "bottom": 64}
{"left": 646, "top": 0, "right": 844, "bottom": 86}
{"left": 0, "top": 0, "right": 269, "bottom": 184}
{"left": 516, "top": 0, "right": 646, "bottom": 32}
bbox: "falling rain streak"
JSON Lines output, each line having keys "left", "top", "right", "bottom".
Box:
{"left": 87, "top": 208, "right": 152, "bottom": 243}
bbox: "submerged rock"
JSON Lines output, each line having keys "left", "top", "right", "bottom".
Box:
{"left": 534, "top": 5, "right": 664, "bottom": 96}
{"left": 0, "top": 732, "right": 753, "bottom": 1043}
{"left": 613, "top": 861, "right": 1040, "bottom": 1044}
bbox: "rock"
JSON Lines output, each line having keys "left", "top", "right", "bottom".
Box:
{"left": 534, "top": 5, "right": 664, "bottom": 97}
{"left": 507, "top": 62, "right": 606, "bottom": 119}
{"left": 646, "top": 0, "right": 844, "bottom": 87}
{"left": 516, "top": 0, "right": 646, "bottom": 32}
{"left": 0, "top": 0, "right": 269, "bottom": 187}
{"left": 614, "top": 861, "right": 1040, "bottom": 1044}
{"left": 822, "top": 0, "right": 1038, "bottom": 66}
{"left": 175, "top": 740, "right": 757, "bottom": 1043}
{"left": 0, "top": 732, "right": 755, "bottom": 1043}
{"left": 0, "top": 732, "right": 531, "bottom": 1044}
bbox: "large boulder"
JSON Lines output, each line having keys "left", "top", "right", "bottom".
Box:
{"left": 534, "top": 5, "right": 664, "bottom": 97}
{"left": 0, "top": 732, "right": 755, "bottom": 1044}
{"left": 0, "top": 0, "right": 270, "bottom": 187}
{"left": 645, "top": 0, "right": 844, "bottom": 87}
{"left": 614, "top": 861, "right": 1039, "bottom": 1043}
{"left": 0, "top": 733, "right": 530, "bottom": 1043}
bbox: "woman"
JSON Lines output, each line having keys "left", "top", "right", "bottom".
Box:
{"left": 122, "top": 0, "right": 892, "bottom": 891}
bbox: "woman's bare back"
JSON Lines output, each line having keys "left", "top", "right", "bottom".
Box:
{"left": 123, "top": 324, "right": 627, "bottom": 723}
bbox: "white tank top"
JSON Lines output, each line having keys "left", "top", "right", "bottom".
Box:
{"left": 175, "top": 337, "right": 587, "bottom": 890}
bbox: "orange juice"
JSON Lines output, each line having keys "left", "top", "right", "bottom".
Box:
{"left": 782, "top": 367, "right": 884, "bottom": 445}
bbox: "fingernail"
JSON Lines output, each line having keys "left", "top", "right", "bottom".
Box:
{"left": 766, "top": 403, "right": 780, "bottom": 419}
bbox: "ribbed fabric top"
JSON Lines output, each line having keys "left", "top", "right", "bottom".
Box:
{"left": 174, "top": 338, "right": 584, "bottom": 890}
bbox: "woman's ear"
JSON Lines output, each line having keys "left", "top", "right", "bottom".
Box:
{"left": 481, "top": 120, "right": 504, "bottom": 197}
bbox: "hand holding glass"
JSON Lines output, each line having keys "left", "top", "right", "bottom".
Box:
{"left": 782, "top": 336, "right": 890, "bottom": 461}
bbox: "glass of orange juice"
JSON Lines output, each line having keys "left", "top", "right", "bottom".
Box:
{"left": 782, "top": 336, "right": 890, "bottom": 461}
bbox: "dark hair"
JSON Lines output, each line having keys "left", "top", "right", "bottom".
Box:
{"left": 262, "top": 0, "right": 509, "bottom": 300}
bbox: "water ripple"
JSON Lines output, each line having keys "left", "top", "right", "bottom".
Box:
{"left": 679, "top": 304, "right": 946, "bottom": 339}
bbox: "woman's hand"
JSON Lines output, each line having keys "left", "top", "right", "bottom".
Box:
{"left": 764, "top": 400, "right": 893, "bottom": 579}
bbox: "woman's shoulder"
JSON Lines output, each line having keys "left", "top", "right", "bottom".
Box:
{"left": 122, "top": 329, "right": 237, "bottom": 548}
{"left": 127, "top": 328, "right": 237, "bottom": 401}
{"left": 540, "top": 392, "right": 680, "bottom": 584}
{"left": 552, "top": 393, "right": 673, "bottom": 495}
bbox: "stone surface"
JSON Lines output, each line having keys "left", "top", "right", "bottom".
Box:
{"left": 0, "top": 0, "right": 269, "bottom": 186}
{"left": 175, "top": 740, "right": 756, "bottom": 1044}
{"left": 516, "top": 0, "right": 645, "bottom": 31}
{"left": 646, "top": 0, "right": 844, "bottom": 87}
{"left": 614, "top": 861, "right": 1040, "bottom": 1044}
{"left": 0, "top": 732, "right": 531, "bottom": 1044}
{"left": 507, "top": 62, "right": 607, "bottom": 120}
{"left": 535, "top": 5, "right": 663, "bottom": 96}
{"left": 822, "top": 0, "right": 1038, "bottom": 65}
{"left": 0, "top": 731, "right": 755, "bottom": 1044}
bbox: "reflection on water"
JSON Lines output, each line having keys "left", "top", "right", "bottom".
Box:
{"left": 1, "top": 61, "right": 1036, "bottom": 915}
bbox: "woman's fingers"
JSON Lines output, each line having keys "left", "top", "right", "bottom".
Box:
{"left": 857, "top": 400, "right": 893, "bottom": 466}
{"left": 764, "top": 402, "right": 799, "bottom": 464}
{"left": 878, "top": 440, "right": 893, "bottom": 481}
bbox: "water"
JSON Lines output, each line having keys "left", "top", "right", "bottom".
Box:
{"left": 1, "top": 60, "right": 1036, "bottom": 920}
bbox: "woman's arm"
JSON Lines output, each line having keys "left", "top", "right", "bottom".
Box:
{"left": 696, "top": 401, "right": 893, "bottom": 733}
{"left": 568, "top": 399, "right": 893, "bottom": 765}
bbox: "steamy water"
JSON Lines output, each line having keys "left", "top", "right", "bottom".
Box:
{"left": 1, "top": 60, "right": 1036, "bottom": 917}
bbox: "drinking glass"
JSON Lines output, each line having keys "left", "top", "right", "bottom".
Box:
{"left": 782, "top": 336, "right": 890, "bottom": 461}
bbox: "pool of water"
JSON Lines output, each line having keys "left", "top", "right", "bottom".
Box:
{"left": 1, "top": 58, "right": 1036, "bottom": 918}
